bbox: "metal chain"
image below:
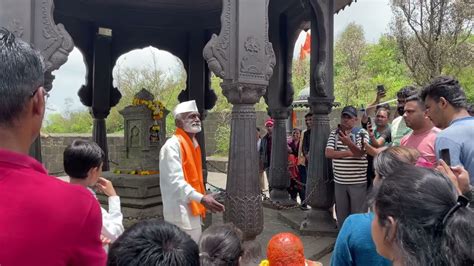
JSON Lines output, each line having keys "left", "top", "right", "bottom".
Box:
{"left": 261, "top": 179, "right": 321, "bottom": 210}
{"left": 206, "top": 160, "right": 228, "bottom": 174}
{"left": 206, "top": 180, "right": 322, "bottom": 211}
{"left": 205, "top": 161, "right": 327, "bottom": 210}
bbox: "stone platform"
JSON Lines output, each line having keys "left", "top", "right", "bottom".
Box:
{"left": 100, "top": 171, "right": 162, "bottom": 228}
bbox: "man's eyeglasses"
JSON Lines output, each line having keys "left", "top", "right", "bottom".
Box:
{"left": 31, "top": 87, "right": 50, "bottom": 103}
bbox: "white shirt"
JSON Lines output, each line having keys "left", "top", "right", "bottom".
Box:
{"left": 88, "top": 188, "right": 124, "bottom": 242}
{"left": 159, "top": 135, "right": 203, "bottom": 230}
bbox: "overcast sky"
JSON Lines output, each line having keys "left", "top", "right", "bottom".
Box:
{"left": 47, "top": 0, "right": 392, "bottom": 114}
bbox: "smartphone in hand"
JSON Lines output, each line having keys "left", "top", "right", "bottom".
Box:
{"left": 440, "top": 149, "right": 451, "bottom": 166}
{"left": 377, "top": 85, "right": 385, "bottom": 93}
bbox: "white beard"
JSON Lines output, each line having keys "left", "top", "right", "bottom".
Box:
{"left": 183, "top": 123, "right": 201, "bottom": 134}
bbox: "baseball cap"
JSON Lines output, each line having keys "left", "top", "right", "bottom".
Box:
{"left": 341, "top": 106, "right": 357, "bottom": 118}
{"left": 265, "top": 119, "right": 274, "bottom": 127}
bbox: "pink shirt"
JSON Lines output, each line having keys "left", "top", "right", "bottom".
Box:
{"left": 0, "top": 149, "right": 106, "bottom": 266}
{"left": 401, "top": 127, "right": 440, "bottom": 168}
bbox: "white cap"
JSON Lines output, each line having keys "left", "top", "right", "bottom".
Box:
{"left": 173, "top": 100, "right": 199, "bottom": 118}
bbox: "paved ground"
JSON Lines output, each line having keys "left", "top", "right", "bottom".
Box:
{"left": 206, "top": 172, "right": 335, "bottom": 265}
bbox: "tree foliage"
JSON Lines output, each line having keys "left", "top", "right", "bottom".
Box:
{"left": 391, "top": 0, "right": 474, "bottom": 85}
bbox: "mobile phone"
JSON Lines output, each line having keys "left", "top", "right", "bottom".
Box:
{"left": 440, "top": 149, "right": 451, "bottom": 166}
{"left": 335, "top": 124, "right": 341, "bottom": 134}
{"left": 367, "top": 117, "right": 372, "bottom": 125}
{"left": 377, "top": 85, "right": 385, "bottom": 93}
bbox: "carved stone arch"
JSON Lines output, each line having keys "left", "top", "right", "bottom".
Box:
{"left": 112, "top": 46, "right": 187, "bottom": 107}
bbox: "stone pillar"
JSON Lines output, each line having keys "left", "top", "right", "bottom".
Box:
{"left": 203, "top": 0, "right": 275, "bottom": 242}
{"left": 0, "top": 0, "right": 74, "bottom": 162}
{"left": 91, "top": 28, "right": 113, "bottom": 171}
{"left": 225, "top": 101, "right": 264, "bottom": 240}
{"left": 301, "top": 0, "right": 337, "bottom": 235}
{"left": 268, "top": 108, "right": 294, "bottom": 205}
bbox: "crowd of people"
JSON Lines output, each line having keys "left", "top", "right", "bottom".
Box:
{"left": 1, "top": 26, "right": 473, "bottom": 266}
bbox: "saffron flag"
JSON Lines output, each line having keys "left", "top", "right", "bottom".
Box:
{"left": 299, "top": 32, "right": 311, "bottom": 60}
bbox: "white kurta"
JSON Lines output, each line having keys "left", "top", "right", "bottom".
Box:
{"left": 159, "top": 135, "right": 203, "bottom": 232}
{"left": 88, "top": 188, "right": 124, "bottom": 242}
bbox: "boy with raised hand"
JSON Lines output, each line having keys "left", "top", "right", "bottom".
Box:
{"left": 64, "top": 139, "right": 124, "bottom": 246}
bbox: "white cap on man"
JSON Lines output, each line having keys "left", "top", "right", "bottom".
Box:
{"left": 173, "top": 100, "right": 199, "bottom": 118}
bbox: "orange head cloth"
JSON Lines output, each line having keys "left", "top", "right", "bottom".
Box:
{"left": 175, "top": 127, "right": 206, "bottom": 218}
{"left": 267, "top": 232, "right": 305, "bottom": 266}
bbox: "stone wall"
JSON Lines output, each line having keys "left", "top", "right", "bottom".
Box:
{"left": 41, "top": 133, "right": 123, "bottom": 175}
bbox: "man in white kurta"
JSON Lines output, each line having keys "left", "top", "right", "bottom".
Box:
{"left": 159, "top": 100, "right": 225, "bottom": 242}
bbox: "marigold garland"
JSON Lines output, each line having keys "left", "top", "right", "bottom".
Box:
{"left": 132, "top": 97, "right": 166, "bottom": 131}
{"left": 113, "top": 170, "right": 159, "bottom": 175}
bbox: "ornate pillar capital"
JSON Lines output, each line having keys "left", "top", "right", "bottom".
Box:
{"left": 308, "top": 97, "right": 335, "bottom": 115}
{"left": 221, "top": 83, "right": 267, "bottom": 105}
{"left": 267, "top": 107, "right": 291, "bottom": 120}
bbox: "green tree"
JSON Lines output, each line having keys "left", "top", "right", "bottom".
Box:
{"left": 391, "top": 0, "right": 474, "bottom": 85}
{"left": 334, "top": 22, "right": 371, "bottom": 106}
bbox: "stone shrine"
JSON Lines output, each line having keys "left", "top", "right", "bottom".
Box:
{"left": 99, "top": 89, "right": 169, "bottom": 228}
{"left": 117, "top": 88, "right": 169, "bottom": 171}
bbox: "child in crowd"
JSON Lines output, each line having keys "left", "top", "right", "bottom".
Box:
{"left": 64, "top": 139, "right": 124, "bottom": 247}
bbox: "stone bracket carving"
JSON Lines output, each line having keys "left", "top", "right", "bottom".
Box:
{"left": 1, "top": 0, "right": 74, "bottom": 91}
{"left": 221, "top": 83, "right": 267, "bottom": 105}
{"left": 309, "top": 0, "right": 333, "bottom": 98}
{"left": 203, "top": 0, "right": 275, "bottom": 87}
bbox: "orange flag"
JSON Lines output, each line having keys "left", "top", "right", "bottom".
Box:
{"left": 299, "top": 32, "right": 311, "bottom": 60}
{"left": 292, "top": 110, "right": 297, "bottom": 128}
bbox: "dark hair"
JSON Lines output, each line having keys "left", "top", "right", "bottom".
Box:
{"left": 373, "top": 146, "right": 419, "bottom": 179}
{"left": 304, "top": 113, "right": 312, "bottom": 118}
{"left": 468, "top": 104, "right": 474, "bottom": 116}
{"left": 292, "top": 128, "right": 301, "bottom": 133}
{"left": 63, "top": 139, "right": 104, "bottom": 179}
{"left": 199, "top": 224, "right": 243, "bottom": 266}
{"left": 374, "top": 165, "right": 474, "bottom": 266}
{"left": 405, "top": 94, "right": 425, "bottom": 110}
{"left": 396, "top": 85, "right": 418, "bottom": 99}
{"left": 376, "top": 103, "right": 390, "bottom": 111}
{"left": 420, "top": 76, "right": 468, "bottom": 109}
{"left": 0, "top": 28, "right": 45, "bottom": 125}
{"left": 375, "top": 107, "right": 391, "bottom": 119}
{"left": 108, "top": 220, "right": 199, "bottom": 266}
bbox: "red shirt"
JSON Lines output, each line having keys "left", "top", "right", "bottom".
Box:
{"left": 0, "top": 149, "right": 106, "bottom": 266}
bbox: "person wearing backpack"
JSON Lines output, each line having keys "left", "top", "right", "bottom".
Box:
{"left": 325, "top": 106, "right": 369, "bottom": 228}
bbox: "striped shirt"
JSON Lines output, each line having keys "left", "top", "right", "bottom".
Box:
{"left": 326, "top": 128, "right": 369, "bottom": 185}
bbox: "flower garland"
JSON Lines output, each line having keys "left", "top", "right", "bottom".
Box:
{"left": 132, "top": 97, "right": 166, "bottom": 131}
{"left": 113, "top": 170, "right": 159, "bottom": 175}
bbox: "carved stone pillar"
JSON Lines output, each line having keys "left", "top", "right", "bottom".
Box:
{"left": 301, "top": 0, "right": 337, "bottom": 235}
{"left": 268, "top": 108, "right": 294, "bottom": 205}
{"left": 0, "top": 0, "right": 74, "bottom": 162}
{"left": 203, "top": 0, "right": 275, "bottom": 242}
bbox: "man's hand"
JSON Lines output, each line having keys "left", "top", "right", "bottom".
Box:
{"left": 375, "top": 89, "right": 386, "bottom": 101}
{"left": 95, "top": 177, "right": 118, "bottom": 197}
{"left": 338, "top": 130, "right": 352, "bottom": 146}
{"left": 436, "top": 160, "right": 470, "bottom": 195}
{"left": 367, "top": 122, "right": 375, "bottom": 139}
{"left": 201, "top": 194, "right": 225, "bottom": 212}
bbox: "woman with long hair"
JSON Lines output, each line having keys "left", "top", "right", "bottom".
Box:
{"left": 372, "top": 165, "right": 474, "bottom": 265}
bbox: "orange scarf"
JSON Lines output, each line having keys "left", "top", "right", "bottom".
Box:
{"left": 175, "top": 128, "right": 206, "bottom": 218}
